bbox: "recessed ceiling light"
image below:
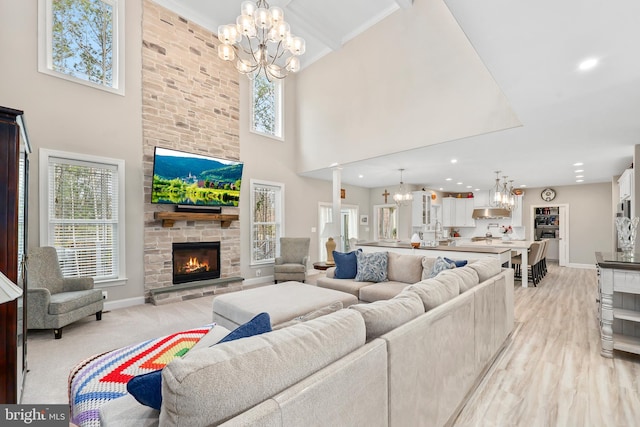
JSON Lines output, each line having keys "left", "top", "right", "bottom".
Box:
{"left": 445, "top": 178, "right": 452, "bottom": 181}
{"left": 573, "top": 162, "right": 583, "bottom": 166}
{"left": 358, "top": 174, "right": 364, "bottom": 178}
{"left": 451, "top": 159, "right": 458, "bottom": 164}
{"left": 576, "top": 175, "right": 584, "bottom": 178}
{"left": 466, "top": 185, "right": 472, "bottom": 189}
{"left": 457, "top": 182, "right": 463, "bottom": 185}
{"left": 575, "top": 169, "right": 584, "bottom": 173}
{"left": 576, "top": 179, "right": 584, "bottom": 183}
{"left": 578, "top": 58, "right": 598, "bottom": 71}
{"left": 520, "top": 184, "right": 527, "bottom": 188}
{"left": 474, "top": 188, "right": 480, "bottom": 191}
{"left": 439, "top": 187, "right": 444, "bottom": 191}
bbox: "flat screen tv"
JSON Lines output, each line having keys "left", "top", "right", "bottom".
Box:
{"left": 151, "top": 147, "right": 243, "bottom": 207}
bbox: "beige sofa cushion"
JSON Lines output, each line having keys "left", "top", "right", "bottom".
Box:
{"left": 161, "top": 309, "right": 366, "bottom": 426}
{"left": 349, "top": 292, "right": 424, "bottom": 341}
{"left": 358, "top": 281, "right": 408, "bottom": 303}
{"left": 437, "top": 267, "right": 479, "bottom": 294}
{"left": 468, "top": 258, "right": 501, "bottom": 282}
{"left": 387, "top": 252, "right": 424, "bottom": 284}
{"left": 404, "top": 278, "right": 460, "bottom": 311}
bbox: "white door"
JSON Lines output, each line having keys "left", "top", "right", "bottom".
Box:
{"left": 530, "top": 204, "right": 569, "bottom": 266}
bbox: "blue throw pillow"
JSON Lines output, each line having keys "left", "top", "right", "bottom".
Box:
{"left": 333, "top": 249, "right": 361, "bottom": 279}
{"left": 444, "top": 257, "right": 467, "bottom": 268}
{"left": 354, "top": 251, "right": 388, "bottom": 282}
{"left": 428, "top": 256, "right": 455, "bottom": 278}
{"left": 127, "top": 312, "right": 272, "bottom": 410}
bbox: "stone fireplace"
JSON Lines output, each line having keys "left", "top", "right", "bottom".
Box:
{"left": 172, "top": 241, "right": 221, "bottom": 284}
{"left": 141, "top": 0, "right": 242, "bottom": 304}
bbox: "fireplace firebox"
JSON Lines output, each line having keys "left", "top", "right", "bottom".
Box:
{"left": 172, "top": 242, "right": 221, "bottom": 284}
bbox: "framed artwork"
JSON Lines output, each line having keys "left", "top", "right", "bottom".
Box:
{"left": 360, "top": 214, "right": 369, "bottom": 225}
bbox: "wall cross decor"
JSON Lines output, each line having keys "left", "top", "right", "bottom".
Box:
{"left": 382, "top": 189, "right": 390, "bottom": 203}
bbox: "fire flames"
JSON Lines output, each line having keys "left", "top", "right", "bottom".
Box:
{"left": 181, "top": 257, "right": 209, "bottom": 274}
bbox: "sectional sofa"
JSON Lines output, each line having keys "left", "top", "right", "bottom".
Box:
{"left": 95, "top": 254, "right": 514, "bottom": 427}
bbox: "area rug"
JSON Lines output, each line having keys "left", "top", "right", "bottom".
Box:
{"left": 68, "top": 325, "right": 214, "bottom": 427}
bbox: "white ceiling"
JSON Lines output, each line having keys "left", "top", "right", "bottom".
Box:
{"left": 154, "top": 0, "right": 640, "bottom": 193}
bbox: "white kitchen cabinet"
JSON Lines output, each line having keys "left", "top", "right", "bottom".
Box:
{"left": 511, "top": 195, "right": 523, "bottom": 227}
{"left": 411, "top": 191, "right": 430, "bottom": 228}
{"left": 619, "top": 169, "right": 633, "bottom": 201}
{"left": 473, "top": 190, "right": 491, "bottom": 207}
{"left": 442, "top": 197, "right": 475, "bottom": 227}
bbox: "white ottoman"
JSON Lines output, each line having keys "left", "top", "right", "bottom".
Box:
{"left": 212, "top": 281, "right": 358, "bottom": 329}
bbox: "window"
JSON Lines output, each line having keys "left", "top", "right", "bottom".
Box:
{"left": 373, "top": 204, "right": 398, "bottom": 241}
{"left": 250, "top": 73, "right": 283, "bottom": 139}
{"left": 251, "top": 180, "right": 284, "bottom": 265}
{"left": 40, "top": 149, "right": 126, "bottom": 284}
{"left": 38, "top": 0, "right": 125, "bottom": 95}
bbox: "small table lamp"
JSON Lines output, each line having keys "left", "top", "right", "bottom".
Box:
{"left": 321, "top": 222, "right": 336, "bottom": 265}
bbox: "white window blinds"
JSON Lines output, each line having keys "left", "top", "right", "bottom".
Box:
{"left": 251, "top": 182, "right": 283, "bottom": 264}
{"left": 47, "top": 156, "right": 119, "bottom": 280}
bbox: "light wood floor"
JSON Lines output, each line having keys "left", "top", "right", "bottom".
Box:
{"left": 23, "top": 265, "right": 640, "bottom": 426}
{"left": 454, "top": 263, "right": 640, "bottom": 427}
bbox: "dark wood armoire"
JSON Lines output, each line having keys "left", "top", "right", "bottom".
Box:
{"left": 0, "top": 106, "right": 30, "bottom": 403}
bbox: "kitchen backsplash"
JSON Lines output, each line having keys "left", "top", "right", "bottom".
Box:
{"left": 452, "top": 218, "right": 525, "bottom": 240}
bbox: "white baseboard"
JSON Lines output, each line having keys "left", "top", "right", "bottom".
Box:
{"left": 104, "top": 296, "right": 145, "bottom": 311}
{"left": 567, "top": 263, "right": 597, "bottom": 269}
{"left": 242, "top": 276, "right": 274, "bottom": 287}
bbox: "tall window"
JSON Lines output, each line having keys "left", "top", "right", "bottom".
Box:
{"left": 38, "top": 0, "right": 125, "bottom": 95}
{"left": 40, "top": 149, "right": 126, "bottom": 284}
{"left": 251, "top": 180, "right": 284, "bottom": 264}
{"left": 250, "top": 74, "right": 283, "bottom": 139}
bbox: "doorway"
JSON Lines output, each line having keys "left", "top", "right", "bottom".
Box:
{"left": 318, "top": 203, "right": 359, "bottom": 262}
{"left": 530, "top": 204, "right": 569, "bottom": 266}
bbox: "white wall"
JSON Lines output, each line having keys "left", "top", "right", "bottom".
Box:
{"left": 521, "top": 183, "right": 612, "bottom": 265}
{"left": 294, "top": 0, "right": 521, "bottom": 174}
{"left": 0, "top": 1, "right": 144, "bottom": 302}
{"left": 238, "top": 77, "right": 372, "bottom": 280}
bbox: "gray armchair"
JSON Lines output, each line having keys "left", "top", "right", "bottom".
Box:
{"left": 274, "top": 237, "right": 310, "bottom": 283}
{"left": 26, "top": 246, "right": 104, "bottom": 339}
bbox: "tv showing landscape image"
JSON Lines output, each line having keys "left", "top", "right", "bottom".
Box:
{"left": 151, "top": 147, "right": 243, "bottom": 207}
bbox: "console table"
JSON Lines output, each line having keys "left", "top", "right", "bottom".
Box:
{"left": 596, "top": 252, "right": 640, "bottom": 358}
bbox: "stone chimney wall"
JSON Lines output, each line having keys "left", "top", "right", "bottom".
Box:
{"left": 141, "top": 0, "right": 241, "bottom": 300}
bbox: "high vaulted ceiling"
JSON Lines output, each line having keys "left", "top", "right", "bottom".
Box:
{"left": 154, "top": 0, "right": 640, "bottom": 193}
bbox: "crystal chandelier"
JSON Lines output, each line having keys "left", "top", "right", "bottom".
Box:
{"left": 491, "top": 171, "right": 516, "bottom": 211}
{"left": 217, "top": 0, "right": 306, "bottom": 81}
{"left": 393, "top": 169, "right": 413, "bottom": 206}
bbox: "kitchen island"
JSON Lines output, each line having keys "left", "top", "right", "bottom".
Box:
{"left": 356, "top": 241, "right": 511, "bottom": 267}
{"left": 596, "top": 252, "right": 640, "bottom": 358}
{"left": 459, "top": 239, "right": 534, "bottom": 287}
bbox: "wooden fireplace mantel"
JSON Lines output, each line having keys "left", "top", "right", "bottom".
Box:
{"left": 154, "top": 212, "right": 239, "bottom": 228}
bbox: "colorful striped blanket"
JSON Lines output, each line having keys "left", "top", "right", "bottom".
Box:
{"left": 68, "top": 325, "right": 213, "bottom": 427}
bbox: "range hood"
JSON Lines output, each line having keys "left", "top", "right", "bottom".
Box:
{"left": 472, "top": 208, "right": 511, "bottom": 219}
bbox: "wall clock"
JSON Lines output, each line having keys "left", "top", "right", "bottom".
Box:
{"left": 541, "top": 188, "right": 556, "bottom": 202}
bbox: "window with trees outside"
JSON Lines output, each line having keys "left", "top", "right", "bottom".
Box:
{"left": 250, "top": 74, "right": 283, "bottom": 139}
{"left": 38, "top": 0, "right": 125, "bottom": 95}
{"left": 40, "top": 149, "right": 126, "bottom": 284}
{"left": 251, "top": 180, "right": 284, "bottom": 265}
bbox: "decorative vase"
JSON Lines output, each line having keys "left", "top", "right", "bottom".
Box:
{"left": 616, "top": 217, "right": 639, "bottom": 258}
